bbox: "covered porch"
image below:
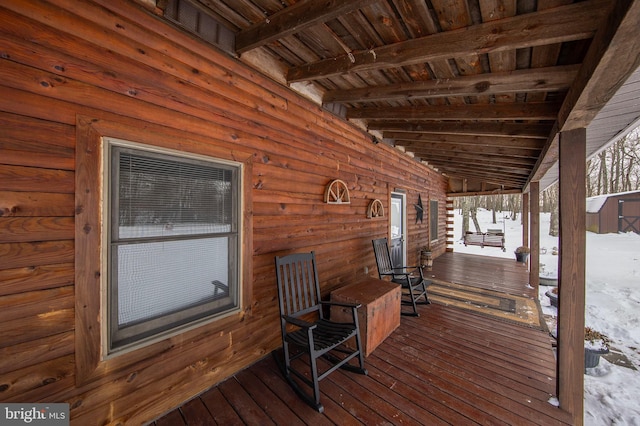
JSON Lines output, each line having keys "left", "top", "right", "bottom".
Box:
{"left": 154, "top": 253, "right": 570, "bottom": 425}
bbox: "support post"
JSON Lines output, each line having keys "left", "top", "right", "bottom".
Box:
{"left": 522, "top": 192, "right": 530, "bottom": 249}
{"left": 557, "top": 128, "right": 586, "bottom": 425}
{"left": 446, "top": 197, "right": 454, "bottom": 252}
{"left": 529, "top": 182, "right": 540, "bottom": 290}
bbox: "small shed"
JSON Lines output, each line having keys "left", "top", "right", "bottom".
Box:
{"left": 586, "top": 190, "right": 640, "bottom": 234}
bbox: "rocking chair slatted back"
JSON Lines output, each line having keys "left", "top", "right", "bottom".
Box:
{"left": 372, "top": 238, "right": 395, "bottom": 276}
{"left": 372, "top": 238, "right": 431, "bottom": 316}
{"left": 276, "top": 252, "right": 323, "bottom": 320}
{"left": 273, "top": 251, "right": 368, "bottom": 412}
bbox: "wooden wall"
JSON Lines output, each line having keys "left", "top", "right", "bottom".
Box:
{"left": 0, "top": 0, "right": 448, "bottom": 424}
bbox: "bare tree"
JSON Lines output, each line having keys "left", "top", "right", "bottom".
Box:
{"left": 588, "top": 128, "right": 640, "bottom": 196}
{"left": 470, "top": 196, "right": 482, "bottom": 232}
{"left": 544, "top": 184, "right": 559, "bottom": 236}
{"left": 598, "top": 151, "right": 608, "bottom": 195}
{"left": 460, "top": 198, "right": 470, "bottom": 239}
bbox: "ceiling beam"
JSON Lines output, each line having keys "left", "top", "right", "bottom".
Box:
{"left": 235, "top": 0, "right": 371, "bottom": 53}
{"left": 440, "top": 167, "right": 529, "bottom": 184}
{"left": 368, "top": 121, "right": 552, "bottom": 139}
{"left": 404, "top": 144, "right": 541, "bottom": 160}
{"left": 411, "top": 152, "right": 537, "bottom": 168}
{"left": 384, "top": 132, "right": 545, "bottom": 149}
{"left": 446, "top": 187, "right": 523, "bottom": 197}
{"left": 286, "top": 0, "right": 608, "bottom": 82}
{"left": 323, "top": 65, "right": 578, "bottom": 103}
{"left": 347, "top": 102, "right": 561, "bottom": 121}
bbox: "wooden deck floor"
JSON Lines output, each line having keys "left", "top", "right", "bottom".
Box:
{"left": 429, "top": 252, "right": 535, "bottom": 298}
{"left": 152, "top": 253, "right": 571, "bottom": 425}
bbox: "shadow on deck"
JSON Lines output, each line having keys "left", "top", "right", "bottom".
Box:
{"left": 153, "top": 253, "right": 572, "bottom": 425}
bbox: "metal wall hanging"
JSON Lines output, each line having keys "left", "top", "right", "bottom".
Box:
{"left": 324, "top": 179, "right": 350, "bottom": 204}
{"left": 414, "top": 194, "right": 424, "bottom": 223}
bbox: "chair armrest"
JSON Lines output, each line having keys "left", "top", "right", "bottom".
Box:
{"left": 390, "top": 266, "right": 423, "bottom": 275}
{"left": 282, "top": 315, "right": 317, "bottom": 330}
{"left": 320, "top": 300, "right": 362, "bottom": 309}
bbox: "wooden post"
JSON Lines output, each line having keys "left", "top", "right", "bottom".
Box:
{"left": 522, "top": 192, "right": 530, "bottom": 249}
{"left": 529, "top": 182, "right": 540, "bottom": 290}
{"left": 557, "top": 128, "right": 586, "bottom": 425}
{"left": 446, "top": 197, "right": 454, "bottom": 252}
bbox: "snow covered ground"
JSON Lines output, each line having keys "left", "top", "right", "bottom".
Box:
{"left": 452, "top": 209, "right": 640, "bottom": 425}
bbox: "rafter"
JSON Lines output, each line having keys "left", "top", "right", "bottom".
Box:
{"left": 440, "top": 167, "right": 529, "bottom": 185}
{"left": 286, "top": 0, "right": 608, "bottom": 82}
{"left": 411, "top": 151, "right": 538, "bottom": 168}
{"left": 368, "top": 121, "right": 552, "bottom": 139}
{"left": 323, "top": 65, "right": 578, "bottom": 103}
{"left": 384, "top": 132, "right": 546, "bottom": 149}
{"left": 347, "top": 102, "right": 561, "bottom": 121}
{"left": 435, "top": 165, "right": 531, "bottom": 181}
{"left": 235, "top": 0, "right": 371, "bottom": 53}
{"left": 403, "top": 143, "right": 541, "bottom": 160}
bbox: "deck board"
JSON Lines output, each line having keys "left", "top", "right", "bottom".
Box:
{"left": 152, "top": 253, "right": 572, "bottom": 425}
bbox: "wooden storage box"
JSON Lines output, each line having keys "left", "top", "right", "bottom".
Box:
{"left": 330, "top": 278, "right": 401, "bottom": 357}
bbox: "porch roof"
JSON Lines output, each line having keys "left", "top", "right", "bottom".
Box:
{"left": 165, "top": 0, "right": 640, "bottom": 195}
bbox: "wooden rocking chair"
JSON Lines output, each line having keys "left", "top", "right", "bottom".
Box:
{"left": 372, "top": 238, "right": 431, "bottom": 316}
{"left": 274, "top": 251, "right": 367, "bottom": 413}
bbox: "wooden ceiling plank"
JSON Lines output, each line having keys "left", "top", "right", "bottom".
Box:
{"left": 367, "top": 121, "right": 551, "bottom": 139}
{"left": 430, "top": 0, "right": 487, "bottom": 104}
{"left": 402, "top": 143, "right": 541, "bottom": 159}
{"left": 323, "top": 64, "right": 578, "bottom": 103}
{"left": 347, "top": 101, "right": 561, "bottom": 120}
{"left": 526, "top": 0, "right": 573, "bottom": 103}
{"left": 441, "top": 170, "right": 529, "bottom": 184}
{"left": 445, "top": 168, "right": 528, "bottom": 181}
{"left": 194, "top": 0, "right": 256, "bottom": 30}
{"left": 479, "top": 0, "right": 517, "bottom": 102}
{"left": 391, "top": 0, "right": 468, "bottom": 105}
{"left": 439, "top": 167, "right": 529, "bottom": 183}
{"left": 434, "top": 165, "right": 531, "bottom": 180}
{"left": 235, "top": 0, "right": 371, "bottom": 53}
{"left": 385, "top": 132, "right": 545, "bottom": 149}
{"left": 286, "top": 0, "right": 609, "bottom": 82}
{"left": 410, "top": 151, "right": 538, "bottom": 167}
{"left": 335, "top": 12, "right": 383, "bottom": 50}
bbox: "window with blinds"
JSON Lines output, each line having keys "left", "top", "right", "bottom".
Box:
{"left": 106, "top": 139, "right": 240, "bottom": 353}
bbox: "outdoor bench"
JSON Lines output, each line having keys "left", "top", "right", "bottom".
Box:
{"left": 464, "top": 230, "right": 506, "bottom": 251}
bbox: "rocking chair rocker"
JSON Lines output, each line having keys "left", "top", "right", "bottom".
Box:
{"left": 372, "top": 238, "right": 431, "bottom": 316}
{"left": 274, "top": 251, "right": 367, "bottom": 412}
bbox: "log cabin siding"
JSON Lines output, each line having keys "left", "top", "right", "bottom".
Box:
{"left": 0, "top": 1, "right": 448, "bottom": 424}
